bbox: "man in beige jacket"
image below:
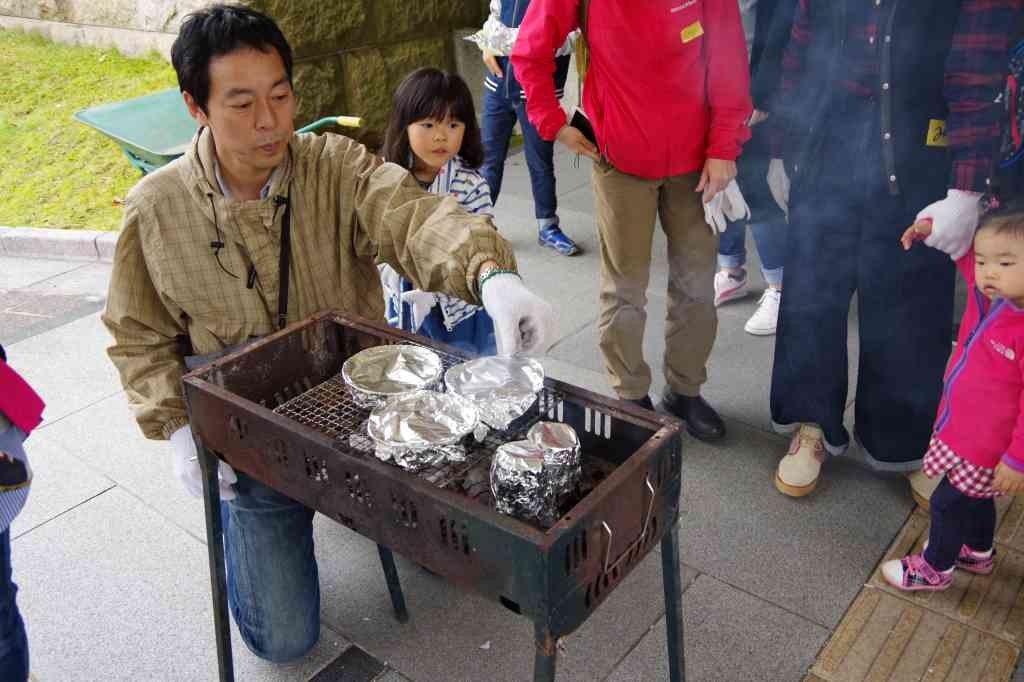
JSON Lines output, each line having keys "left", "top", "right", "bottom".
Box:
{"left": 103, "top": 4, "right": 555, "bottom": 663}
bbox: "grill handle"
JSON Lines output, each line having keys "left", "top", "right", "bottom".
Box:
{"left": 600, "top": 475, "right": 657, "bottom": 574}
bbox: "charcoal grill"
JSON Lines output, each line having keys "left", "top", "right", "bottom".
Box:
{"left": 182, "top": 312, "right": 686, "bottom": 681}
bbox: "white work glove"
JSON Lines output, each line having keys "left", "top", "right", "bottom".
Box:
{"left": 170, "top": 425, "right": 237, "bottom": 501}
{"left": 400, "top": 290, "right": 437, "bottom": 331}
{"left": 917, "top": 189, "right": 983, "bottom": 260}
{"left": 703, "top": 180, "right": 751, "bottom": 234}
{"left": 767, "top": 158, "right": 790, "bottom": 218}
{"left": 480, "top": 273, "right": 556, "bottom": 356}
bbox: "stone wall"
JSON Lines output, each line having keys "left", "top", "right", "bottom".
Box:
{"left": 0, "top": 0, "right": 489, "bottom": 141}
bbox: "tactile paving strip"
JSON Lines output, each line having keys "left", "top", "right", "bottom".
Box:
{"left": 809, "top": 588, "right": 1018, "bottom": 681}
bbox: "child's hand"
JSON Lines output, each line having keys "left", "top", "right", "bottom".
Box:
{"left": 900, "top": 220, "right": 933, "bottom": 251}
{"left": 993, "top": 461, "right": 1024, "bottom": 495}
{"left": 482, "top": 49, "right": 503, "bottom": 78}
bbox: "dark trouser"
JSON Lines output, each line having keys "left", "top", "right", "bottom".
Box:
{"left": 770, "top": 97, "right": 955, "bottom": 469}
{"left": 0, "top": 529, "right": 28, "bottom": 681}
{"left": 480, "top": 86, "right": 558, "bottom": 228}
{"left": 923, "top": 477, "right": 995, "bottom": 571}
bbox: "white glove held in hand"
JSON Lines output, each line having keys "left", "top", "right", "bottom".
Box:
{"left": 480, "top": 273, "right": 556, "bottom": 356}
{"left": 767, "top": 158, "right": 790, "bottom": 218}
{"left": 400, "top": 290, "right": 437, "bottom": 331}
{"left": 170, "top": 425, "right": 237, "bottom": 501}
{"left": 703, "top": 180, "right": 751, "bottom": 234}
{"left": 918, "top": 190, "right": 983, "bottom": 260}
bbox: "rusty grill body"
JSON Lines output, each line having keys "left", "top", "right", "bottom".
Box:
{"left": 182, "top": 312, "right": 686, "bottom": 682}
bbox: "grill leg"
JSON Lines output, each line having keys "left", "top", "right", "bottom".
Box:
{"left": 532, "top": 622, "right": 557, "bottom": 682}
{"left": 376, "top": 544, "right": 408, "bottom": 623}
{"left": 661, "top": 522, "right": 686, "bottom": 682}
{"left": 198, "top": 443, "right": 234, "bottom": 682}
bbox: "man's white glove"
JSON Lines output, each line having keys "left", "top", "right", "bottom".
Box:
{"left": 917, "top": 189, "right": 983, "bottom": 260}
{"left": 480, "top": 273, "right": 556, "bottom": 356}
{"left": 170, "top": 425, "right": 237, "bottom": 501}
{"left": 400, "top": 290, "right": 437, "bottom": 331}
{"left": 767, "top": 158, "right": 790, "bottom": 218}
{"left": 703, "top": 180, "right": 751, "bottom": 234}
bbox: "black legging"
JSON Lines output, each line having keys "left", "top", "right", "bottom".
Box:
{"left": 923, "top": 476, "right": 996, "bottom": 571}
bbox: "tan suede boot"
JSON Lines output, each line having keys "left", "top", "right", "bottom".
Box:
{"left": 775, "top": 424, "right": 825, "bottom": 497}
{"left": 907, "top": 469, "right": 940, "bottom": 511}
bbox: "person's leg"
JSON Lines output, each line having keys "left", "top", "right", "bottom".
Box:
{"left": 715, "top": 220, "right": 749, "bottom": 306}
{"left": 223, "top": 473, "right": 320, "bottom": 663}
{"left": 0, "top": 529, "right": 28, "bottom": 682}
{"left": 963, "top": 496, "right": 997, "bottom": 553}
{"left": 741, "top": 219, "right": 787, "bottom": 335}
{"left": 749, "top": 220, "right": 787, "bottom": 288}
{"left": 881, "top": 476, "right": 957, "bottom": 591}
{"left": 769, "top": 171, "right": 859, "bottom": 452}
{"left": 479, "top": 88, "right": 517, "bottom": 205}
{"left": 591, "top": 160, "right": 659, "bottom": 401}
{"left": 658, "top": 171, "right": 719, "bottom": 398}
{"left": 852, "top": 188, "right": 955, "bottom": 472}
{"left": 923, "top": 478, "right": 971, "bottom": 571}
{"left": 517, "top": 102, "right": 580, "bottom": 255}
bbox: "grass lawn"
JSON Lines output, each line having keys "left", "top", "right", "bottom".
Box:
{"left": 0, "top": 30, "right": 177, "bottom": 230}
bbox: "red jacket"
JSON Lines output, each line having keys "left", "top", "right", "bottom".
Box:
{"left": 511, "top": 0, "right": 752, "bottom": 180}
{"left": 0, "top": 361, "right": 44, "bottom": 435}
{"left": 933, "top": 249, "right": 1024, "bottom": 472}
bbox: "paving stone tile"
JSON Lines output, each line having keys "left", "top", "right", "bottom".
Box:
{"left": 605, "top": 575, "right": 829, "bottom": 682}
{"left": 28, "top": 390, "right": 208, "bottom": 540}
{"left": 0, "top": 289, "right": 105, "bottom": 345}
{"left": 681, "top": 419, "right": 914, "bottom": 628}
{"left": 23, "top": 261, "right": 112, "bottom": 298}
{"left": 810, "top": 588, "right": 1018, "bottom": 682}
{"left": 0, "top": 256, "right": 81, "bottom": 289}
{"left": 995, "top": 495, "right": 1024, "bottom": 554}
{"left": 5, "top": 311, "right": 122, "bottom": 422}
{"left": 15, "top": 488, "right": 347, "bottom": 682}
{"left": 312, "top": 519, "right": 696, "bottom": 682}
{"left": 870, "top": 511, "right": 1024, "bottom": 647}
{"left": 10, "top": 429, "right": 113, "bottom": 538}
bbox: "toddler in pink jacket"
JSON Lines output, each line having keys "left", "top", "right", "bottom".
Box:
{"left": 882, "top": 200, "right": 1024, "bottom": 591}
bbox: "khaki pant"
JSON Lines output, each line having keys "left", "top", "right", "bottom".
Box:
{"left": 592, "top": 161, "right": 718, "bottom": 400}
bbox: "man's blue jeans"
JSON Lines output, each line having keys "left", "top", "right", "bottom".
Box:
{"left": 480, "top": 87, "right": 559, "bottom": 231}
{"left": 0, "top": 529, "right": 28, "bottom": 681}
{"left": 222, "top": 473, "right": 320, "bottom": 663}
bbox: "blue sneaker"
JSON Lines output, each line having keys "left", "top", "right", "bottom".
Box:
{"left": 538, "top": 226, "right": 581, "bottom": 256}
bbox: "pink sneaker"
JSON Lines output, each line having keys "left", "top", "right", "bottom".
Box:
{"left": 881, "top": 554, "right": 953, "bottom": 592}
{"left": 923, "top": 541, "right": 995, "bottom": 575}
{"left": 713, "top": 269, "right": 749, "bottom": 306}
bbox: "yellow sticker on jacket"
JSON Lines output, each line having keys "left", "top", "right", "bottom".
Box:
{"left": 681, "top": 21, "right": 704, "bottom": 44}
{"left": 926, "top": 119, "right": 949, "bottom": 147}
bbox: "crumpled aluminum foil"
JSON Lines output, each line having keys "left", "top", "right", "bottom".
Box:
{"left": 367, "top": 391, "right": 479, "bottom": 471}
{"left": 342, "top": 345, "right": 443, "bottom": 409}
{"left": 490, "top": 422, "right": 581, "bottom": 526}
{"left": 444, "top": 356, "right": 544, "bottom": 430}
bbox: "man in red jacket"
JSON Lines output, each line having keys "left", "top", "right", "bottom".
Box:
{"left": 512, "top": 0, "right": 752, "bottom": 440}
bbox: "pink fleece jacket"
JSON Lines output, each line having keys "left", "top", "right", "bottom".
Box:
{"left": 933, "top": 249, "right": 1024, "bottom": 472}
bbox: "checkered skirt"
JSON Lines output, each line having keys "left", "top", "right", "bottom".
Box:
{"left": 922, "top": 437, "right": 1002, "bottom": 498}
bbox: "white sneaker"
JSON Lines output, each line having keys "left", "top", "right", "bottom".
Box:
{"left": 775, "top": 424, "right": 825, "bottom": 497}
{"left": 744, "top": 288, "right": 781, "bottom": 335}
{"left": 714, "top": 269, "right": 749, "bottom": 306}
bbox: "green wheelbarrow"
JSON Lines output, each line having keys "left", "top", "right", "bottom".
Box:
{"left": 73, "top": 87, "right": 362, "bottom": 175}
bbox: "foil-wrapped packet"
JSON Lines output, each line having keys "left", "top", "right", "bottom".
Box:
{"left": 342, "top": 345, "right": 443, "bottom": 409}
{"left": 490, "top": 422, "right": 581, "bottom": 526}
{"left": 367, "top": 391, "right": 479, "bottom": 471}
{"left": 444, "top": 356, "right": 544, "bottom": 431}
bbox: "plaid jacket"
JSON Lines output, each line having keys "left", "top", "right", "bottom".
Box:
{"left": 779, "top": 0, "right": 1022, "bottom": 193}
{"left": 103, "top": 129, "right": 516, "bottom": 440}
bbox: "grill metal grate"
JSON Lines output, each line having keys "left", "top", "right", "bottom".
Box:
{"left": 272, "top": 344, "right": 613, "bottom": 527}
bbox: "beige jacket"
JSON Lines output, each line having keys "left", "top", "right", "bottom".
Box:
{"left": 103, "top": 129, "right": 516, "bottom": 440}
